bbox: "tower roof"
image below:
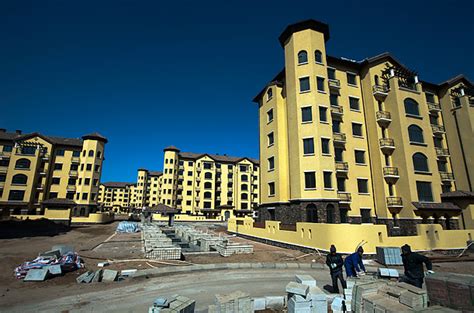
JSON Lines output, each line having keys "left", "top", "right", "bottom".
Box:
{"left": 278, "top": 19, "right": 330, "bottom": 47}
{"left": 163, "top": 145, "right": 180, "bottom": 152}
{"left": 82, "top": 132, "right": 108, "bottom": 143}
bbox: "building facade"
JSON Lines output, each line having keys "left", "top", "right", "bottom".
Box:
{"left": 97, "top": 182, "right": 134, "bottom": 213}
{"left": 254, "top": 20, "right": 474, "bottom": 235}
{"left": 0, "top": 129, "right": 107, "bottom": 217}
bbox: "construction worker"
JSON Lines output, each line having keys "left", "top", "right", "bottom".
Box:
{"left": 344, "top": 246, "right": 366, "bottom": 277}
{"left": 401, "top": 244, "right": 434, "bottom": 288}
{"left": 325, "top": 245, "right": 346, "bottom": 293}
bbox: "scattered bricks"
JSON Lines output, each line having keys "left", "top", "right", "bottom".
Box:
{"left": 92, "top": 270, "right": 102, "bottom": 283}
{"left": 308, "top": 286, "right": 327, "bottom": 301}
{"left": 265, "top": 296, "right": 285, "bottom": 310}
{"left": 288, "top": 295, "right": 311, "bottom": 313}
{"left": 40, "top": 250, "right": 61, "bottom": 259}
{"left": 253, "top": 297, "right": 266, "bottom": 311}
{"left": 216, "top": 242, "right": 253, "bottom": 257}
{"left": 424, "top": 273, "right": 450, "bottom": 307}
{"left": 52, "top": 245, "right": 74, "bottom": 255}
{"left": 76, "top": 270, "right": 94, "bottom": 283}
{"left": 102, "top": 269, "right": 118, "bottom": 282}
{"left": 24, "top": 268, "right": 49, "bottom": 282}
{"left": 296, "top": 274, "right": 317, "bottom": 287}
{"left": 121, "top": 269, "right": 137, "bottom": 277}
{"left": 286, "top": 282, "right": 310, "bottom": 297}
{"left": 215, "top": 290, "right": 252, "bottom": 313}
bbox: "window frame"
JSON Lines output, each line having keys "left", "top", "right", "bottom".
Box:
{"left": 349, "top": 96, "right": 360, "bottom": 112}
{"left": 352, "top": 122, "right": 364, "bottom": 137}
{"left": 302, "top": 137, "right": 315, "bottom": 156}
{"left": 267, "top": 156, "right": 275, "bottom": 172}
{"left": 321, "top": 137, "right": 331, "bottom": 155}
{"left": 299, "top": 76, "right": 311, "bottom": 93}
{"left": 304, "top": 171, "right": 317, "bottom": 190}
{"left": 301, "top": 106, "right": 313, "bottom": 123}
{"left": 346, "top": 72, "right": 358, "bottom": 86}
{"left": 297, "top": 50, "right": 308, "bottom": 65}
{"left": 316, "top": 76, "right": 326, "bottom": 93}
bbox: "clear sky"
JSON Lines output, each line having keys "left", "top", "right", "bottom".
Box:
{"left": 1, "top": 0, "right": 473, "bottom": 183}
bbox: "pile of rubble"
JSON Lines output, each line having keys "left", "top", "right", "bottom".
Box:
{"left": 142, "top": 223, "right": 182, "bottom": 260}
{"left": 76, "top": 268, "right": 137, "bottom": 284}
{"left": 14, "top": 245, "right": 82, "bottom": 282}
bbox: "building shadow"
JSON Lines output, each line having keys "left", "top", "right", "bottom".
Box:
{"left": 0, "top": 218, "right": 71, "bottom": 239}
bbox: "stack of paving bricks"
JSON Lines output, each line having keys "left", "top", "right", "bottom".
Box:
{"left": 425, "top": 272, "right": 474, "bottom": 312}
{"left": 149, "top": 295, "right": 195, "bottom": 313}
{"left": 197, "top": 236, "right": 225, "bottom": 252}
{"left": 142, "top": 224, "right": 182, "bottom": 260}
{"left": 285, "top": 274, "right": 328, "bottom": 313}
{"left": 174, "top": 225, "right": 229, "bottom": 252}
{"left": 208, "top": 291, "right": 254, "bottom": 313}
{"left": 375, "top": 247, "right": 403, "bottom": 266}
{"left": 215, "top": 240, "right": 253, "bottom": 257}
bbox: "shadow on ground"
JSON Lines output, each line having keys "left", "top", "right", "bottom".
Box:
{"left": 0, "top": 219, "right": 71, "bottom": 239}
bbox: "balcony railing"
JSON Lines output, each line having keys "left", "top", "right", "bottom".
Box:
{"left": 427, "top": 102, "right": 441, "bottom": 112}
{"left": 379, "top": 138, "right": 395, "bottom": 153}
{"left": 0, "top": 151, "right": 11, "bottom": 158}
{"left": 216, "top": 167, "right": 221, "bottom": 172}
{"left": 372, "top": 84, "right": 389, "bottom": 99}
{"left": 387, "top": 197, "right": 403, "bottom": 207}
{"left": 177, "top": 195, "right": 183, "bottom": 200}
{"left": 440, "top": 172, "right": 455, "bottom": 181}
{"left": 67, "top": 185, "right": 76, "bottom": 192}
{"left": 69, "top": 170, "right": 78, "bottom": 177}
{"left": 36, "top": 184, "right": 44, "bottom": 190}
{"left": 376, "top": 111, "right": 391, "bottom": 125}
{"left": 328, "top": 79, "right": 341, "bottom": 90}
{"left": 0, "top": 167, "right": 7, "bottom": 174}
{"left": 71, "top": 157, "right": 80, "bottom": 163}
{"left": 435, "top": 147, "right": 450, "bottom": 158}
{"left": 431, "top": 124, "right": 446, "bottom": 134}
{"left": 331, "top": 106, "right": 344, "bottom": 116}
{"left": 196, "top": 167, "right": 202, "bottom": 172}
{"left": 333, "top": 133, "right": 346, "bottom": 144}
{"left": 383, "top": 167, "right": 399, "bottom": 177}
{"left": 335, "top": 162, "right": 349, "bottom": 172}
{"left": 195, "top": 196, "right": 200, "bottom": 201}
{"left": 337, "top": 192, "right": 351, "bottom": 203}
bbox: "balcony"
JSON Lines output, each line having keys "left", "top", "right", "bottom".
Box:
{"left": 36, "top": 184, "right": 44, "bottom": 190}
{"left": 427, "top": 102, "right": 441, "bottom": 113}
{"left": 383, "top": 167, "right": 400, "bottom": 182}
{"left": 229, "top": 177, "right": 234, "bottom": 183}
{"left": 431, "top": 124, "right": 446, "bottom": 135}
{"left": 0, "top": 167, "right": 7, "bottom": 174}
{"left": 217, "top": 186, "right": 222, "bottom": 191}
{"left": 435, "top": 147, "right": 450, "bottom": 158}
{"left": 69, "top": 170, "right": 78, "bottom": 177}
{"left": 178, "top": 165, "right": 184, "bottom": 170}
{"left": 196, "top": 167, "right": 202, "bottom": 172}
{"left": 228, "top": 197, "right": 233, "bottom": 202}
{"left": 379, "top": 138, "right": 395, "bottom": 154}
{"left": 0, "top": 151, "right": 11, "bottom": 158}
{"left": 67, "top": 185, "right": 76, "bottom": 192}
{"left": 216, "top": 196, "right": 221, "bottom": 201}
{"left": 71, "top": 157, "right": 80, "bottom": 163}
{"left": 216, "top": 167, "right": 221, "bottom": 173}
{"left": 328, "top": 79, "right": 341, "bottom": 90}
{"left": 337, "top": 192, "right": 351, "bottom": 203}
{"left": 333, "top": 133, "right": 346, "bottom": 145}
{"left": 387, "top": 197, "right": 403, "bottom": 207}
{"left": 331, "top": 105, "right": 343, "bottom": 117}
{"left": 376, "top": 111, "right": 391, "bottom": 127}
{"left": 41, "top": 154, "right": 50, "bottom": 161}
{"left": 440, "top": 172, "right": 455, "bottom": 182}
{"left": 335, "top": 162, "right": 349, "bottom": 174}
{"left": 196, "top": 177, "right": 201, "bottom": 182}
{"left": 372, "top": 84, "right": 389, "bottom": 100}
{"left": 178, "top": 174, "right": 183, "bottom": 179}
{"left": 177, "top": 195, "right": 183, "bottom": 200}
{"left": 195, "top": 196, "right": 200, "bottom": 202}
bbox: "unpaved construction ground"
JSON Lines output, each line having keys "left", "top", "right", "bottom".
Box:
{"left": 0, "top": 221, "right": 473, "bottom": 311}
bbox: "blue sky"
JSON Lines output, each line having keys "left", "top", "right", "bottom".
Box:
{"left": 1, "top": 0, "right": 473, "bottom": 182}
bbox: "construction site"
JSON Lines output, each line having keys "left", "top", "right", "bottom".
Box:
{"left": 0, "top": 218, "right": 472, "bottom": 313}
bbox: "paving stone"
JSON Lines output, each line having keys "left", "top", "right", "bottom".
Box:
{"left": 275, "top": 263, "right": 288, "bottom": 269}
{"left": 288, "top": 295, "right": 311, "bottom": 313}
{"left": 121, "top": 269, "right": 137, "bottom": 276}
{"left": 52, "top": 245, "right": 74, "bottom": 255}
{"left": 296, "top": 274, "right": 317, "bottom": 287}
{"left": 253, "top": 297, "right": 266, "bottom": 311}
{"left": 102, "top": 269, "right": 118, "bottom": 282}
{"left": 265, "top": 296, "right": 285, "bottom": 310}
{"left": 286, "top": 263, "right": 300, "bottom": 268}
{"left": 308, "top": 286, "right": 327, "bottom": 301}
{"left": 286, "top": 282, "right": 310, "bottom": 297}
{"left": 40, "top": 250, "right": 61, "bottom": 258}
{"left": 24, "top": 268, "right": 49, "bottom": 282}
{"left": 76, "top": 270, "right": 94, "bottom": 283}
{"left": 47, "top": 264, "right": 62, "bottom": 275}
{"left": 92, "top": 270, "right": 102, "bottom": 282}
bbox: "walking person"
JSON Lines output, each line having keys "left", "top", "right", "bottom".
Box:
{"left": 325, "top": 245, "right": 346, "bottom": 293}
{"left": 344, "top": 246, "right": 366, "bottom": 277}
{"left": 400, "top": 244, "right": 434, "bottom": 288}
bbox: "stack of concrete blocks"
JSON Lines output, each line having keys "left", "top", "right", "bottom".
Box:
{"left": 149, "top": 295, "right": 195, "bottom": 313}
{"left": 215, "top": 240, "right": 253, "bottom": 257}
{"left": 142, "top": 224, "right": 182, "bottom": 260}
{"left": 286, "top": 275, "right": 328, "bottom": 313}
{"left": 197, "top": 236, "right": 225, "bottom": 252}
{"left": 208, "top": 291, "right": 254, "bottom": 313}
{"left": 426, "top": 272, "right": 474, "bottom": 312}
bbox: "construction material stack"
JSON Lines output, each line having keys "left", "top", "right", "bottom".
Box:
{"left": 142, "top": 223, "right": 181, "bottom": 260}
{"left": 209, "top": 291, "right": 254, "bottom": 313}
{"left": 285, "top": 274, "right": 328, "bottom": 313}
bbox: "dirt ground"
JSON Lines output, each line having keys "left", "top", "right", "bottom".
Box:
{"left": 0, "top": 221, "right": 473, "bottom": 309}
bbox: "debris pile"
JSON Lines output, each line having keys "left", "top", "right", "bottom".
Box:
{"left": 149, "top": 295, "right": 195, "bottom": 313}
{"left": 116, "top": 221, "right": 140, "bottom": 233}
{"left": 77, "top": 268, "right": 137, "bottom": 284}
{"left": 14, "top": 245, "right": 82, "bottom": 281}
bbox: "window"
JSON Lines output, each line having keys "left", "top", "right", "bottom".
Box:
{"left": 323, "top": 172, "right": 332, "bottom": 189}
{"left": 241, "top": 193, "right": 248, "bottom": 200}
{"left": 0, "top": 159, "right": 9, "bottom": 167}
{"left": 187, "top": 171, "right": 192, "bottom": 176}
{"left": 408, "top": 125, "right": 424, "bottom": 143}
{"left": 361, "top": 209, "right": 372, "bottom": 223}
{"left": 267, "top": 88, "right": 273, "bottom": 101}
{"left": 332, "top": 120, "right": 341, "bottom": 133}
{"left": 267, "top": 109, "right": 274, "bottom": 123}
{"left": 349, "top": 97, "right": 360, "bottom": 111}
{"left": 347, "top": 73, "right": 357, "bottom": 86}
{"left": 240, "top": 165, "right": 248, "bottom": 172}
{"left": 316, "top": 77, "right": 325, "bottom": 92}
{"left": 228, "top": 165, "right": 233, "bottom": 170}
{"left": 413, "top": 153, "right": 429, "bottom": 172}
{"left": 330, "top": 93, "right": 338, "bottom": 106}
{"left": 267, "top": 132, "right": 274, "bottom": 146}
{"left": 337, "top": 177, "right": 346, "bottom": 191}
{"left": 95, "top": 165, "right": 100, "bottom": 172}
{"left": 97, "top": 151, "right": 102, "bottom": 159}
{"left": 241, "top": 174, "right": 248, "bottom": 182}
{"left": 327, "top": 68, "right": 336, "bottom": 80}
{"left": 15, "top": 158, "right": 30, "bottom": 169}
{"left": 241, "top": 184, "right": 248, "bottom": 191}
{"left": 88, "top": 150, "right": 94, "bottom": 157}
{"left": 84, "top": 178, "right": 90, "bottom": 185}
{"left": 303, "top": 138, "right": 315, "bottom": 155}
{"left": 319, "top": 106, "right": 327, "bottom": 122}
{"left": 12, "top": 174, "right": 27, "bottom": 185}
{"left": 9, "top": 190, "right": 25, "bottom": 201}
{"left": 268, "top": 157, "right": 275, "bottom": 171}
{"left": 204, "top": 192, "right": 212, "bottom": 199}
{"left": 3, "top": 145, "right": 13, "bottom": 152}
{"left": 268, "top": 182, "right": 275, "bottom": 196}
{"left": 56, "top": 149, "right": 65, "bottom": 156}
{"left": 304, "top": 172, "right": 316, "bottom": 189}
{"left": 20, "top": 146, "right": 36, "bottom": 155}
{"left": 437, "top": 160, "right": 447, "bottom": 172}
{"left": 82, "top": 193, "right": 88, "bottom": 200}
{"left": 355, "top": 150, "right": 366, "bottom": 164}
{"left": 68, "top": 178, "right": 76, "bottom": 185}
{"left": 404, "top": 98, "right": 420, "bottom": 116}
{"left": 357, "top": 179, "right": 369, "bottom": 194}
{"left": 425, "top": 93, "right": 435, "bottom": 103}
{"left": 298, "top": 50, "right": 308, "bottom": 64}
{"left": 352, "top": 123, "right": 363, "bottom": 137}
{"left": 335, "top": 148, "right": 343, "bottom": 162}
{"left": 302, "top": 107, "right": 312, "bottom": 123}
{"left": 72, "top": 150, "right": 80, "bottom": 157}
{"left": 315, "top": 50, "right": 323, "bottom": 63}
{"left": 86, "top": 164, "right": 92, "bottom": 171}
{"left": 299, "top": 77, "right": 310, "bottom": 92}
{"left": 52, "top": 177, "right": 61, "bottom": 185}
{"left": 321, "top": 138, "right": 330, "bottom": 154}
{"left": 204, "top": 162, "right": 212, "bottom": 170}
{"left": 416, "top": 181, "right": 433, "bottom": 202}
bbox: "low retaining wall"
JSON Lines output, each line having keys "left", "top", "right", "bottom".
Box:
{"left": 71, "top": 212, "right": 115, "bottom": 224}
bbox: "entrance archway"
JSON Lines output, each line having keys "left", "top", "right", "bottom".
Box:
{"left": 306, "top": 204, "right": 318, "bottom": 223}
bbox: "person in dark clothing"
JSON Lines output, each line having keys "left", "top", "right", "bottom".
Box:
{"left": 326, "top": 245, "right": 347, "bottom": 293}
{"left": 344, "top": 246, "right": 366, "bottom": 277}
{"left": 401, "top": 244, "right": 434, "bottom": 288}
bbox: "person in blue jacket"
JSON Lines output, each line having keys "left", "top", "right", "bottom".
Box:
{"left": 344, "top": 246, "right": 366, "bottom": 277}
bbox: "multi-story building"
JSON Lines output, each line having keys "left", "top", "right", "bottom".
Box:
{"left": 130, "top": 169, "right": 163, "bottom": 208}
{"left": 0, "top": 129, "right": 107, "bottom": 217}
{"left": 254, "top": 19, "right": 473, "bottom": 235}
{"left": 97, "top": 182, "right": 134, "bottom": 213}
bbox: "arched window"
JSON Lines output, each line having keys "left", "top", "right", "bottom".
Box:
{"left": 404, "top": 98, "right": 420, "bottom": 116}
{"left": 298, "top": 50, "right": 308, "bottom": 64}
{"left": 374, "top": 75, "right": 380, "bottom": 86}
{"left": 413, "top": 153, "right": 429, "bottom": 172}
{"left": 266, "top": 88, "right": 273, "bottom": 101}
{"left": 88, "top": 150, "right": 94, "bottom": 157}
{"left": 306, "top": 204, "right": 318, "bottom": 223}
{"left": 241, "top": 184, "right": 248, "bottom": 191}
{"left": 241, "top": 174, "right": 248, "bottom": 182}
{"left": 12, "top": 174, "right": 27, "bottom": 185}
{"left": 408, "top": 125, "right": 424, "bottom": 143}
{"left": 82, "top": 150, "right": 86, "bottom": 157}
{"left": 315, "top": 50, "right": 323, "bottom": 63}
{"left": 326, "top": 204, "right": 335, "bottom": 224}
{"left": 204, "top": 191, "right": 212, "bottom": 199}
{"left": 204, "top": 182, "right": 212, "bottom": 189}
{"left": 15, "top": 158, "right": 31, "bottom": 169}
{"left": 204, "top": 172, "right": 212, "bottom": 179}
{"left": 241, "top": 193, "right": 248, "bottom": 200}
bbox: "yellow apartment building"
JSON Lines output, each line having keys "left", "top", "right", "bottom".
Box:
{"left": 253, "top": 20, "right": 474, "bottom": 236}
{"left": 97, "top": 182, "right": 134, "bottom": 213}
{"left": 130, "top": 169, "right": 163, "bottom": 208}
{"left": 0, "top": 129, "right": 107, "bottom": 218}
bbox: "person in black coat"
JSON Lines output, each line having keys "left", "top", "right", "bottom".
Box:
{"left": 326, "top": 245, "right": 347, "bottom": 293}
{"left": 401, "top": 244, "right": 434, "bottom": 288}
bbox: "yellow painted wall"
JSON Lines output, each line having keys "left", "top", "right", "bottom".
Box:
{"left": 12, "top": 208, "right": 71, "bottom": 221}
{"left": 71, "top": 212, "right": 114, "bottom": 224}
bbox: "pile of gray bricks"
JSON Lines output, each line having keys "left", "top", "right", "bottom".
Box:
{"left": 142, "top": 224, "right": 182, "bottom": 260}
{"left": 148, "top": 295, "right": 195, "bottom": 313}
{"left": 215, "top": 240, "right": 253, "bottom": 257}
{"left": 209, "top": 291, "right": 254, "bottom": 313}
{"left": 285, "top": 274, "right": 328, "bottom": 313}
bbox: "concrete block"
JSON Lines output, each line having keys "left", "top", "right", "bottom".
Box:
{"left": 46, "top": 264, "right": 62, "bottom": 275}
{"left": 92, "top": 270, "right": 102, "bottom": 282}
{"left": 121, "top": 269, "right": 137, "bottom": 277}
{"left": 253, "top": 297, "right": 266, "bottom": 311}
{"left": 24, "top": 268, "right": 49, "bottom": 282}
{"left": 52, "top": 245, "right": 74, "bottom": 255}
{"left": 296, "top": 274, "right": 317, "bottom": 287}
{"left": 308, "top": 286, "right": 327, "bottom": 301}
{"left": 102, "top": 269, "right": 118, "bottom": 282}
{"left": 265, "top": 296, "right": 285, "bottom": 310}
{"left": 288, "top": 295, "right": 311, "bottom": 313}
{"left": 331, "top": 297, "right": 344, "bottom": 312}
{"left": 76, "top": 270, "right": 94, "bottom": 283}
{"left": 40, "top": 250, "right": 61, "bottom": 258}
{"left": 97, "top": 262, "right": 109, "bottom": 267}
{"left": 286, "top": 281, "right": 310, "bottom": 297}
